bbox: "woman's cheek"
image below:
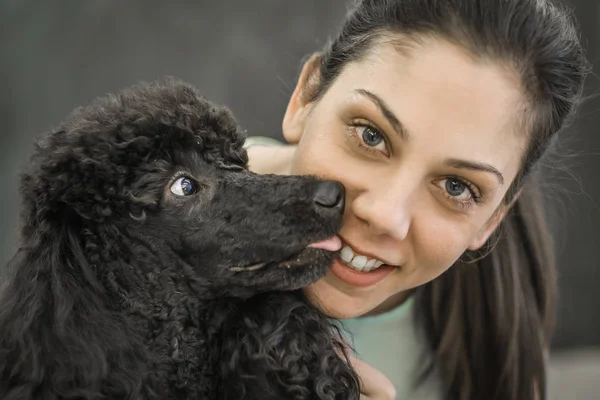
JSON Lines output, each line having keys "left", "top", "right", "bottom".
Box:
{"left": 410, "top": 214, "right": 472, "bottom": 280}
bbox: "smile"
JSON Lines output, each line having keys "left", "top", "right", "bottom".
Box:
{"left": 339, "top": 241, "right": 389, "bottom": 272}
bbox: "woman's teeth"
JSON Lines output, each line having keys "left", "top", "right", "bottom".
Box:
{"left": 339, "top": 245, "right": 385, "bottom": 272}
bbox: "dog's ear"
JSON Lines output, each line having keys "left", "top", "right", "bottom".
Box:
{"left": 0, "top": 221, "right": 152, "bottom": 398}
{"left": 18, "top": 129, "right": 142, "bottom": 229}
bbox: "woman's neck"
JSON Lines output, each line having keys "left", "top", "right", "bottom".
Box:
{"left": 361, "top": 289, "right": 414, "bottom": 317}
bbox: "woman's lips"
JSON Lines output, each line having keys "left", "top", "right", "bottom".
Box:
{"left": 329, "top": 257, "right": 395, "bottom": 288}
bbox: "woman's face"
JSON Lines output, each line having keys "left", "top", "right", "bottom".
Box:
{"left": 284, "top": 39, "right": 527, "bottom": 319}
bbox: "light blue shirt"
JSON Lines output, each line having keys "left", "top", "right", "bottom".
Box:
{"left": 342, "top": 297, "right": 444, "bottom": 399}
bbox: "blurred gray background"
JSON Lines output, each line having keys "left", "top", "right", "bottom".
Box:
{"left": 1, "top": 1, "right": 598, "bottom": 397}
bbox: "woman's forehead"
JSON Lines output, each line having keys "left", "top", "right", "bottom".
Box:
{"left": 341, "top": 40, "right": 523, "bottom": 120}
{"left": 324, "top": 40, "right": 527, "bottom": 180}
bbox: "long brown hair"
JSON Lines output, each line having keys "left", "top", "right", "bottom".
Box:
{"left": 418, "top": 178, "right": 558, "bottom": 400}
{"left": 302, "top": 0, "right": 589, "bottom": 399}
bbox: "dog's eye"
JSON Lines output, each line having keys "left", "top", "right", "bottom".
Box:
{"left": 170, "top": 177, "right": 198, "bottom": 196}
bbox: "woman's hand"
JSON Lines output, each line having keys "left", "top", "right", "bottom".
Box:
{"left": 247, "top": 144, "right": 296, "bottom": 175}
{"left": 348, "top": 353, "right": 397, "bottom": 400}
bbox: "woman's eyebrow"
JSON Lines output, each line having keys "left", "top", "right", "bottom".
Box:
{"left": 354, "top": 88, "right": 408, "bottom": 141}
{"left": 444, "top": 158, "right": 505, "bottom": 185}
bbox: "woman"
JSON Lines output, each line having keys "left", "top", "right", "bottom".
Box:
{"left": 247, "top": 0, "right": 588, "bottom": 398}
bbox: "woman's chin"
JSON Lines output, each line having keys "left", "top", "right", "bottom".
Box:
{"left": 304, "top": 276, "right": 387, "bottom": 319}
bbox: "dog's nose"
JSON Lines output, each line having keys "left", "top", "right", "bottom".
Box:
{"left": 313, "top": 181, "right": 345, "bottom": 212}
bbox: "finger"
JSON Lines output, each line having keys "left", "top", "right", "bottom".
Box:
{"left": 350, "top": 355, "right": 397, "bottom": 400}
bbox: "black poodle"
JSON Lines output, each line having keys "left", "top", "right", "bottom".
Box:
{"left": 0, "top": 79, "right": 360, "bottom": 399}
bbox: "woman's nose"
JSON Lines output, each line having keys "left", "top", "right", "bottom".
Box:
{"left": 351, "top": 185, "right": 413, "bottom": 241}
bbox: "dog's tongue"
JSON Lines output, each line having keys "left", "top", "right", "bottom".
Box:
{"left": 308, "top": 236, "right": 342, "bottom": 252}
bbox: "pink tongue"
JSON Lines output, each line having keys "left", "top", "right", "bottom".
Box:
{"left": 308, "top": 236, "right": 342, "bottom": 252}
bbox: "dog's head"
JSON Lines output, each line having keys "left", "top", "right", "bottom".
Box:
{"left": 19, "top": 79, "right": 344, "bottom": 295}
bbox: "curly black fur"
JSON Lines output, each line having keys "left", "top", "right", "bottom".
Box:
{"left": 0, "top": 79, "right": 359, "bottom": 399}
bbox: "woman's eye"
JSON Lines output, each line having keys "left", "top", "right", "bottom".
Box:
{"left": 437, "top": 178, "right": 475, "bottom": 202}
{"left": 445, "top": 179, "right": 469, "bottom": 198}
{"left": 170, "top": 177, "right": 198, "bottom": 196}
{"left": 356, "top": 125, "right": 387, "bottom": 152}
